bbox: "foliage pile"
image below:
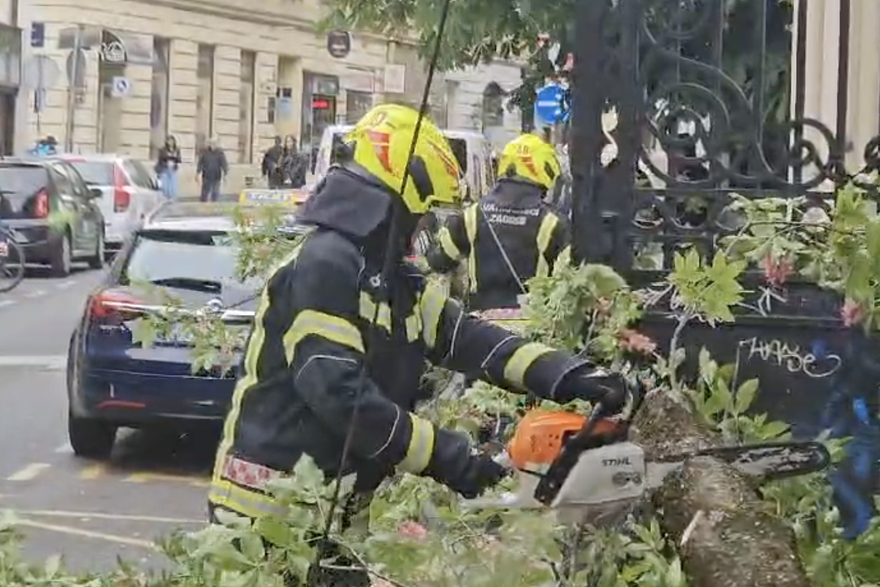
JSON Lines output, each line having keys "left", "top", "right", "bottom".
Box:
{"left": 5, "top": 185, "right": 880, "bottom": 585}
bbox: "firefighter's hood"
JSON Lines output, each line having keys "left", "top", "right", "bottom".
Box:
{"left": 297, "top": 166, "right": 392, "bottom": 239}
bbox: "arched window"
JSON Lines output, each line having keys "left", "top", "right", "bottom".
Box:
{"left": 481, "top": 82, "right": 505, "bottom": 129}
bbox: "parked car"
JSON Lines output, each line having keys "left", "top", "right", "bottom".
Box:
{"left": 0, "top": 158, "right": 105, "bottom": 276}
{"left": 53, "top": 154, "right": 164, "bottom": 258}
{"left": 65, "top": 201, "right": 310, "bottom": 458}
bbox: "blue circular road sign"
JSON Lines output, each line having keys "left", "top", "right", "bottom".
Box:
{"left": 534, "top": 83, "right": 570, "bottom": 125}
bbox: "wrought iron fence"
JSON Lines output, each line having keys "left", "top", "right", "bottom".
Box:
{"left": 569, "top": 0, "right": 880, "bottom": 271}
{"left": 567, "top": 0, "right": 880, "bottom": 538}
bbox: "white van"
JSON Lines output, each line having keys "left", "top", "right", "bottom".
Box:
{"left": 314, "top": 125, "right": 495, "bottom": 201}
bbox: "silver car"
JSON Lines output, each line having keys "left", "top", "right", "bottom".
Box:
{"left": 53, "top": 154, "right": 164, "bottom": 257}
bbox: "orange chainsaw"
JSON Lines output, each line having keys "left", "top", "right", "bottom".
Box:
{"left": 465, "top": 392, "right": 831, "bottom": 526}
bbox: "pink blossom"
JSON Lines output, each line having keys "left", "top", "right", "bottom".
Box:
{"left": 397, "top": 520, "right": 428, "bottom": 541}
{"left": 841, "top": 298, "right": 864, "bottom": 327}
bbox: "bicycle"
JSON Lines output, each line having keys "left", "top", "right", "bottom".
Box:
{"left": 0, "top": 223, "right": 25, "bottom": 293}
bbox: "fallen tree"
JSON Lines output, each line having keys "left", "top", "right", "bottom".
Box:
{"left": 631, "top": 391, "right": 811, "bottom": 587}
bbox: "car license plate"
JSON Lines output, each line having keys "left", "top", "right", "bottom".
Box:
{"left": 0, "top": 241, "right": 7, "bottom": 257}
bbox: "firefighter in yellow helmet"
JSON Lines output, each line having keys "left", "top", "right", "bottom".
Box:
{"left": 208, "top": 105, "right": 630, "bottom": 583}
{"left": 427, "top": 133, "right": 571, "bottom": 310}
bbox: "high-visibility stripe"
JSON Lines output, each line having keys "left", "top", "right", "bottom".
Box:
{"left": 404, "top": 314, "right": 421, "bottom": 342}
{"left": 437, "top": 226, "right": 462, "bottom": 260}
{"left": 359, "top": 292, "right": 391, "bottom": 329}
{"left": 213, "top": 245, "right": 304, "bottom": 486}
{"left": 282, "top": 310, "right": 364, "bottom": 364}
{"left": 209, "top": 479, "right": 287, "bottom": 519}
{"left": 360, "top": 292, "right": 421, "bottom": 342}
{"left": 463, "top": 205, "right": 479, "bottom": 292}
{"left": 418, "top": 282, "right": 447, "bottom": 349}
{"left": 535, "top": 214, "right": 559, "bottom": 278}
{"left": 503, "top": 342, "right": 554, "bottom": 391}
{"left": 398, "top": 414, "right": 435, "bottom": 474}
{"left": 557, "top": 245, "right": 571, "bottom": 270}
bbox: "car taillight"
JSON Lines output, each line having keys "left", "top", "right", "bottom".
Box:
{"left": 34, "top": 189, "right": 49, "bottom": 218}
{"left": 113, "top": 166, "right": 130, "bottom": 212}
{"left": 88, "top": 289, "right": 142, "bottom": 324}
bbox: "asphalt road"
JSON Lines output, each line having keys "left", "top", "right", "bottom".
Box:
{"left": 0, "top": 262, "right": 213, "bottom": 575}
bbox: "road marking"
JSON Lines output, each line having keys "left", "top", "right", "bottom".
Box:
{"left": 16, "top": 518, "right": 157, "bottom": 549}
{"left": 55, "top": 280, "right": 76, "bottom": 290}
{"left": 0, "top": 299, "right": 15, "bottom": 309}
{"left": 124, "top": 472, "right": 209, "bottom": 488}
{"left": 78, "top": 464, "right": 108, "bottom": 480}
{"left": 0, "top": 355, "right": 67, "bottom": 369}
{"left": 6, "top": 463, "right": 51, "bottom": 481}
{"left": 15, "top": 509, "right": 203, "bottom": 525}
{"left": 24, "top": 289, "right": 46, "bottom": 299}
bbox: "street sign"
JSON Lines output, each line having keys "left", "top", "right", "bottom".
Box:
{"left": 110, "top": 75, "right": 130, "bottom": 97}
{"left": 30, "top": 22, "right": 45, "bottom": 48}
{"left": 326, "top": 31, "right": 352, "bottom": 59}
{"left": 534, "top": 83, "right": 570, "bottom": 125}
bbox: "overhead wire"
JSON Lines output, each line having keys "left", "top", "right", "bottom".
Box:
{"left": 309, "top": 0, "right": 456, "bottom": 577}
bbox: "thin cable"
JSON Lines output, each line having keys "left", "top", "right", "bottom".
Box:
{"left": 311, "top": 0, "right": 456, "bottom": 574}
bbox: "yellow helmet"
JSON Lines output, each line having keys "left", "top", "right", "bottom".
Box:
{"left": 497, "top": 134, "right": 561, "bottom": 191}
{"left": 344, "top": 104, "right": 462, "bottom": 215}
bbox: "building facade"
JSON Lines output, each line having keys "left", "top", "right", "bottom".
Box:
{"left": 3, "top": 0, "right": 522, "bottom": 194}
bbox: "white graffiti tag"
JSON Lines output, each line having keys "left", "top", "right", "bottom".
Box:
{"left": 739, "top": 337, "right": 841, "bottom": 378}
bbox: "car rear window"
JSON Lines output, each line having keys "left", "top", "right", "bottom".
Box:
{"left": 65, "top": 161, "right": 114, "bottom": 185}
{"left": 120, "top": 230, "right": 261, "bottom": 291}
{"left": 0, "top": 165, "right": 49, "bottom": 216}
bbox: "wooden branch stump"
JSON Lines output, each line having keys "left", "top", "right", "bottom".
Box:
{"left": 629, "top": 390, "right": 812, "bottom": 587}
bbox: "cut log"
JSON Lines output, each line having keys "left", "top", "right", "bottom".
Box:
{"left": 629, "top": 390, "right": 812, "bottom": 587}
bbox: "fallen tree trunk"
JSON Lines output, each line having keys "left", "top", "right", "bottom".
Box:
{"left": 630, "top": 390, "right": 812, "bottom": 587}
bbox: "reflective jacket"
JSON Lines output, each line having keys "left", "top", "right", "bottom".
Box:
{"left": 426, "top": 179, "right": 571, "bottom": 311}
{"left": 208, "top": 224, "right": 584, "bottom": 520}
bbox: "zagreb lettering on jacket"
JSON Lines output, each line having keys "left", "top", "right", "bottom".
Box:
{"left": 739, "top": 336, "right": 841, "bottom": 379}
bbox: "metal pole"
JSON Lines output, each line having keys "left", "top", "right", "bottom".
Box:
{"left": 569, "top": 0, "right": 608, "bottom": 263}
{"left": 64, "top": 24, "right": 82, "bottom": 152}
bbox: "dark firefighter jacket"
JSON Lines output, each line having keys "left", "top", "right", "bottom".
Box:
{"left": 426, "top": 179, "right": 571, "bottom": 311}
{"left": 208, "top": 169, "right": 587, "bottom": 520}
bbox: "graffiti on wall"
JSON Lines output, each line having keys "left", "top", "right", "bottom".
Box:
{"left": 734, "top": 331, "right": 879, "bottom": 538}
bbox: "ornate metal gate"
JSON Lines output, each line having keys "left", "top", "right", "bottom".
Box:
{"left": 568, "top": 0, "right": 880, "bottom": 537}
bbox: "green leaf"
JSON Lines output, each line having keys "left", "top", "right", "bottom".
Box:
{"left": 702, "top": 379, "right": 732, "bottom": 417}
{"left": 43, "top": 553, "right": 61, "bottom": 577}
{"left": 254, "top": 516, "right": 294, "bottom": 547}
{"left": 665, "top": 557, "right": 684, "bottom": 586}
{"left": 734, "top": 379, "right": 759, "bottom": 414}
{"left": 238, "top": 532, "right": 265, "bottom": 561}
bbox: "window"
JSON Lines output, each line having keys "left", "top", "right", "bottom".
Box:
{"left": 123, "top": 159, "right": 155, "bottom": 189}
{"left": 195, "top": 44, "right": 215, "bottom": 153}
{"left": 149, "top": 37, "right": 171, "bottom": 160}
{"left": 239, "top": 50, "right": 256, "bottom": 164}
{"left": 481, "top": 82, "right": 505, "bottom": 129}
{"left": 345, "top": 91, "right": 372, "bottom": 124}
{"left": 49, "top": 165, "right": 74, "bottom": 195}
{"left": 121, "top": 230, "right": 263, "bottom": 293}
{"left": 65, "top": 161, "right": 113, "bottom": 185}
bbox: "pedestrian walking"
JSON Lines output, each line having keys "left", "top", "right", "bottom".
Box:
{"left": 280, "top": 135, "right": 307, "bottom": 188}
{"left": 196, "top": 137, "right": 228, "bottom": 202}
{"left": 261, "top": 136, "right": 284, "bottom": 188}
{"left": 155, "top": 135, "right": 181, "bottom": 200}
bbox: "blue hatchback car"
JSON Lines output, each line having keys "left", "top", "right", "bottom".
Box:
{"left": 65, "top": 201, "right": 305, "bottom": 459}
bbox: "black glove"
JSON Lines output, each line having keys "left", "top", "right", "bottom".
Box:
{"left": 423, "top": 427, "right": 509, "bottom": 498}
{"left": 553, "top": 367, "right": 635, "bottom": 415}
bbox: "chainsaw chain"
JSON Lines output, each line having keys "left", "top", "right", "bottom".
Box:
{"left": 651, "top": 441, "right": 831, "bottom": 480}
